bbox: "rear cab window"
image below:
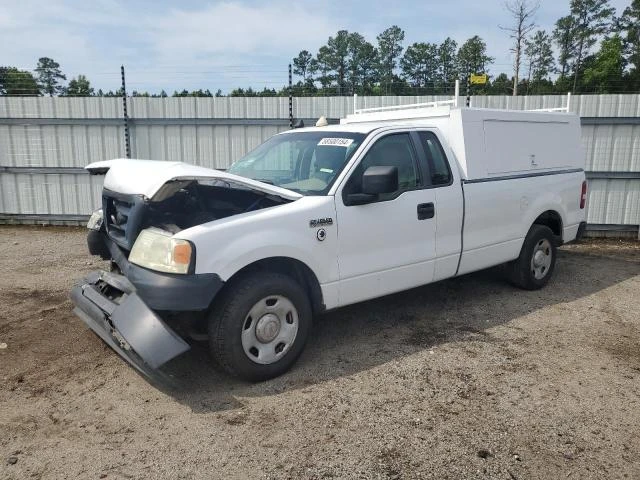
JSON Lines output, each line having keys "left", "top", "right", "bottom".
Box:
{"left": 416, "top": 131, "right": 453, "bottom": 187}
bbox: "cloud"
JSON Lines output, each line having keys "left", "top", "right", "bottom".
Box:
{"left": 147, "top": 2, "right": 333, "bottom": 58}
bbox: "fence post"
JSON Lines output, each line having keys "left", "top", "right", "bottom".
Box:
{"left": 288, "top": 64, "right": 293, "bottom": 128}
{"left": 121, "top": 65, "right": 131, "bottom": 159}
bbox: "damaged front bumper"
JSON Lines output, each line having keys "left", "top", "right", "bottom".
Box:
{"left": 71, "top": 270, "right": 191, "bottom": 375}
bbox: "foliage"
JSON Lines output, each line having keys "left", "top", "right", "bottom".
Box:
{"left": 553, "top": 16, "right": 578, "bottom": 78}
{"left": 525, "top": 30, "right": 556, "bottom": 86}
{"left": 582, "top": 35, "right": 625, "bottom": 91}
{"left": 0, "top": 67, "right": 40, "bottom": 95}
{"left": 568, "top": 0, "right": 616, "bottom": 91}
{"left": 35, "top": 57, "right": 66, "bottom": 96}
{"left": 64, "top": 75, "right": 94, "bottom": 96}
{"left": 376, "top": 25, "right": 405, "bottom": 91}
{"left": 618, "top": 0, "right": 640, "bottom": 73}
{"left": 457, "top": 36, "right": 494, "bottom": 79}
{"left": 400, "top": 42, "right": 439, "bottom": 88}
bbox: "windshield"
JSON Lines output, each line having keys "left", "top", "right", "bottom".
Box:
{"left": 227, "top": 131, "right": 366, "bottom": 195}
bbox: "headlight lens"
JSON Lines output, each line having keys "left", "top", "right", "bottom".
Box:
{"left": 87, "top": 209, "right": 103, "bottom": 231}
{"left": 129, "top": 228, "right": 194, "bottom": 274}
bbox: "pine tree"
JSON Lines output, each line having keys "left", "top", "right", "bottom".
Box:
{"left": 568, "top": 0, "right": 615, "bottom": 92}
{"left": 376, "top": 26, "right": 405, "bottom": 92}
{"left": 525, "top": 30, "right": 555, "bottom": 88}
{"left": 34, "top": 57, "right": 66, "bottom": 96}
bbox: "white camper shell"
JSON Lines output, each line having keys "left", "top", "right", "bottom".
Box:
{"left": 342, "top": 99, "right": 583, "bottom": 181}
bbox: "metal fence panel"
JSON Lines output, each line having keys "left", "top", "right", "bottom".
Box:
{"left": 0, "top": 94, "right": 639, "bottom": 232}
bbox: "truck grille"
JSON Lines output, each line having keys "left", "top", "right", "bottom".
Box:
{"left": 103, "top": 192, "right": 145, "bottom": 250}
{"left": 106, "top": 199, "right": 131, "bottom": 244}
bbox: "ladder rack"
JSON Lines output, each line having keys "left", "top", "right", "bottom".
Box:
{"left": 351, "top": 80, "right": 572, "bottom": 115}
{"left": 353, "top": 80, "right": 460, "bottom": 115}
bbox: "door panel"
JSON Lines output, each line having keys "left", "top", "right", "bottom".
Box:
{"left": 335, "top": 132, "right": 437, "bottom": 307}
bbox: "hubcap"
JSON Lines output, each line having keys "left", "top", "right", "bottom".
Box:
{"left": 531, "top": 238, "right": 552, "bottom": 280}
{"left": 255, "top": 314, "right": 281, "bottom": 343}
{"left": 241, "top": 295, "right": 299, "bottom": 365}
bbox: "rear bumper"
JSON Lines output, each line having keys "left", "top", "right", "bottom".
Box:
{"left": 71, "top": 270, "right": 191, "bottom": 373}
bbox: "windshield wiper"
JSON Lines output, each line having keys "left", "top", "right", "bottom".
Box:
{"left": 254, "top": 178, "right": 275, "bottom": 185}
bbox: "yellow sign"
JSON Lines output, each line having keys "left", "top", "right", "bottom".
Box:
{"left": 470, "top": 73, "right": 488, "bottom": 85}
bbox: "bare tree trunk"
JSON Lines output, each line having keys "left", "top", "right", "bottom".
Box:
{"left": 500, "top": 0, "right": 539, "bottom": 97}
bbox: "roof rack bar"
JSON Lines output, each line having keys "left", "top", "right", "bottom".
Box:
{"left": 353, "top": 78, "right": 462, "bottom": 115}
{"left": 454, "top": 79, "right": 459, "bottom": 107}
{"left": 526, "top": 92, "right": 571, "bottom": 113}
{"left": 354, "top": 99, "right": 456, "bottom": 114}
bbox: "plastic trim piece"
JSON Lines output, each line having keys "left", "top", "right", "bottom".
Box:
{"left": 463, "top": 168, "right": 584, "bottom": 184}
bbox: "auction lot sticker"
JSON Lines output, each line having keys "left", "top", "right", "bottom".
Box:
{"left": 318, "top": 138, "right": 354, "bottom": 147}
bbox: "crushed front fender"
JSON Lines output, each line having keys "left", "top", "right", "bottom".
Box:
{"left": 70, "top": 270, "right": 190, "bottom": 375}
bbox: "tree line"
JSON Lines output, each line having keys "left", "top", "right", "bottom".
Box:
{"left": 1, "top": 0, "right": 639, "bottom": 97}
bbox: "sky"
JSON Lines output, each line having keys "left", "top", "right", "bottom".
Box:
{"left": 0, "top": 0, "right": 632, "bottom": 94}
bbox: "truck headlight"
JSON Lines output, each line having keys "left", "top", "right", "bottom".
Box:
{"left": 129, "top": 228, "right": 194, "bottom": 274}
{"left": 87, "top": 209, "right": 103, "bottom": 231}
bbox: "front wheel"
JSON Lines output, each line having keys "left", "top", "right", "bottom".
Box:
{"left": 208, "top": 272, "right": 312, "bottom": 381}
{"left": 507, "top": 224, "right": 557, "bottom": 290}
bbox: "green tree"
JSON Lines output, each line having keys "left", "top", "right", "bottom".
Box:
{"left": 293, "top": 50, "right": 316, "bottom": 82}
{"left": 34, "top": 57, "right": 66, "bottom": 96}
{"left": 457, "top": 36, "right": 494, "bottom": 79}
{"left": 0, "top": 67, "right": 40, "bottom": 95}
{"left": 347, "top": 33, "right": 379, "bottom": 94}
{"left": 377, "top": 25, "right": 405, "bottom": 92}
{"left": 582, "top": 35, "right": 625, "bottom": 92}
{"left": 314, "top": 30, "right": 351, "bottom": 94}
{"left": 64, "top": 75, "right": 94, "bottom": 96}
{"left": 488, "top": 72, "right": 512, "bottom": 94}
{"left": 524, "top": 30, "right": 555, "bottom": 90}
{"left": 553, "top": 16, "right": 578, "bottom": 78}
{"left": 618, "top": 0, "right": 640, "bottom": 73}
{"left": 314, "top": 45, "right": 335, "bottom": 89}
{"left": 499, "top": 0, "right": 539, "bottom": 95}
{"left": 568, "top": 0, "right": 615, "bottom": 92}
{"left": 438, "top": 37, "right": 458, "bottom": 86}
{"left": 400, "top": 42, "right": 439, "bottom": 90}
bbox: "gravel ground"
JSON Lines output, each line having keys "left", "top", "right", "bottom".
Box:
{"left": 0, "top": 226, "right": 639, "bottom": 480}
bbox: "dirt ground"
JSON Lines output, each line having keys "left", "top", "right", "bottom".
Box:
{"left": 0, "top": 226, "right": 639, "bottom": 480}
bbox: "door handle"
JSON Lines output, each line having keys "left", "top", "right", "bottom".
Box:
{"left": 417, "top": 202, "right": 435, "bottom": 220}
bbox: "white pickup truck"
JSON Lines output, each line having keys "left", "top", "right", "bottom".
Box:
{"left": 71, "top": 99, "right": 587, "bottom": 381}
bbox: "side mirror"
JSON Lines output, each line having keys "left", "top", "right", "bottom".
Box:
{"left": 363, "top": 165, "right": 398, "bottom": 194}
{"left": 345, "top": 165, "right": 398, "bottom": 206}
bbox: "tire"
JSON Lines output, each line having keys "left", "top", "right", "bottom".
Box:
{"left": 506, "top": 224, "right": 557, "bottom": 290}
{"left": 208, "top": 271, "right": 312, "bottom": 382}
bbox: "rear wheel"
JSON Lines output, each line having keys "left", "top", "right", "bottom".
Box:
{"left": 507, "top": 225, "right": 557, "bottom": 290}
{"left": 208, "top": 272, "right": 312, "bottom": 381}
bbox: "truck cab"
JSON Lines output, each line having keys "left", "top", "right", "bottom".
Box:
{"left": 72, "top": 99, "right": 587, "bottom": 381}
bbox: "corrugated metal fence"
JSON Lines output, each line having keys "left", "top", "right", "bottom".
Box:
{"left": 1, "top": 94, "right": 639, "bottom": 235}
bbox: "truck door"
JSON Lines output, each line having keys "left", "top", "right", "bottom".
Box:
{"left": 334, "top": 131, "right": 437, "bottom": 307}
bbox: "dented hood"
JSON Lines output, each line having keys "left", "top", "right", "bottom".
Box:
{"left": 86, "top": 159, "right": 302, "bottom": 201}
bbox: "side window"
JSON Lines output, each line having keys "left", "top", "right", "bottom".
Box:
{"left": 418, "top": 131, "right": 452, "bottom": 186}
{"left": 344, "top": 133, "right": 419, "bottom": 202}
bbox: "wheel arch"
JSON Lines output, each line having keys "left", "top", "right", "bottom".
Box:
{"left": 223, "top": 256, "right": 325, "bottom": 314}
{"left": 532, "top": 210, "right": 563, "bottom": 243}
